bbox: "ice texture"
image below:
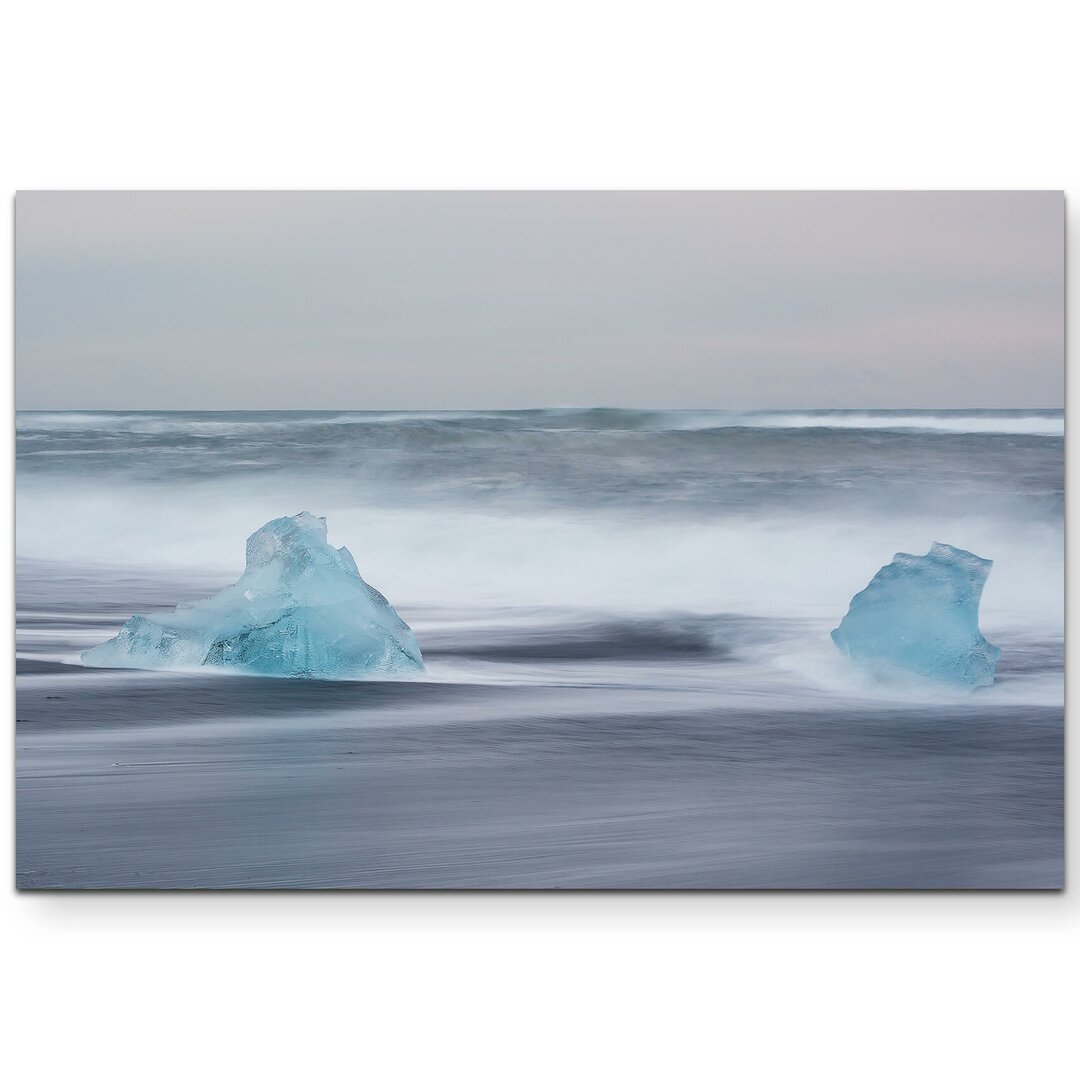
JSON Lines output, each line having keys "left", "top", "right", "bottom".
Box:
{"left": 831, "top": 542, "right": 1000, "bottom": 687}
{"left": 82, "top": 512, "right": 424, "bottom": 679}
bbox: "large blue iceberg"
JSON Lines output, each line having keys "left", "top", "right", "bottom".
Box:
{"left": 831, "top": 542, "right": 1000, "bottom": 687}
{"left": 82, "top": 512, "right": 424, "bottom": 679}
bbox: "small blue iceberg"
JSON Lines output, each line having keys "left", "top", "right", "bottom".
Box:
{"left": 82, "top": 512, "right": 424, "bottom": 680}
{"left": 831, "top": 542, "right": 1000, "bottom": 688}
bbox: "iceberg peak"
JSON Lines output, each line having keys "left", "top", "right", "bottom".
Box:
{"left": 82, "top": 512, "right": 424, "bottom": 680}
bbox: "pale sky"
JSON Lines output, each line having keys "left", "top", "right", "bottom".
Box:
{"left": 15, "top": 191, "right": 1064, "bottom": 410}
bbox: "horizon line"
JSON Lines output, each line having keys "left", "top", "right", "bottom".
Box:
{"left": 13, "top": 405, "right": 1067, "bottom": 414}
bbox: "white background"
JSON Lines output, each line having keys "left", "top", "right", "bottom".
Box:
{"left": 1, "top": 2, "right": 1076, "bottom": 1077}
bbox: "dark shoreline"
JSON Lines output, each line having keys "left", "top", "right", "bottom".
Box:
{"left": 17, "top": 663, "right": 1064, "bottom": 890}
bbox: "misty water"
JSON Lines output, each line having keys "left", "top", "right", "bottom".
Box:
{"left": 15, "top": 409, "right": 1064, "bottom": 887}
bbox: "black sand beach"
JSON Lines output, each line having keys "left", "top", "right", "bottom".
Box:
{"left": 16, "top": 657, "right": 1063, "bottom": 889}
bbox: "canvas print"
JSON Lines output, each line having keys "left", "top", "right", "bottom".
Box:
{"left": 14, "top": 191, "right": 1064, "bottom": 889}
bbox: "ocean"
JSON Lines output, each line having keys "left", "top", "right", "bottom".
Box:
{"left": 14, "top": 408, "right": 1065, "bottom": 888}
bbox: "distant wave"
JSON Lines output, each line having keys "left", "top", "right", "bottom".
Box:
{"left": 15, "top": 408, "right": 1064, "bottom": 438}
{"left": 13, "top": 410, "right": 506, "bottom": 436}
{"left": 504, "top": 408, "right": 1064, "bottom": 437}
{"left": 683, "top": 412, "right": 1065, "bottom": 437}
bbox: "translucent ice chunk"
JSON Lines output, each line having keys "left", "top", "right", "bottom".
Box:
{"left": 831, "top": 542, "right": 1000, "bottom": 688}
{"left": 82, "top": 512, "right": 424, "bottom": 679}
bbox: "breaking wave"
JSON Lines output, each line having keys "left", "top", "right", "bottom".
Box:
{"left": 15, "top": 407, "right": 1063, "bottom": 705}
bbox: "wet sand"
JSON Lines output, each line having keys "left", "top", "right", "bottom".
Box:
{"left": 16, "top": 662, "right": 1063, "bottom": 889}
